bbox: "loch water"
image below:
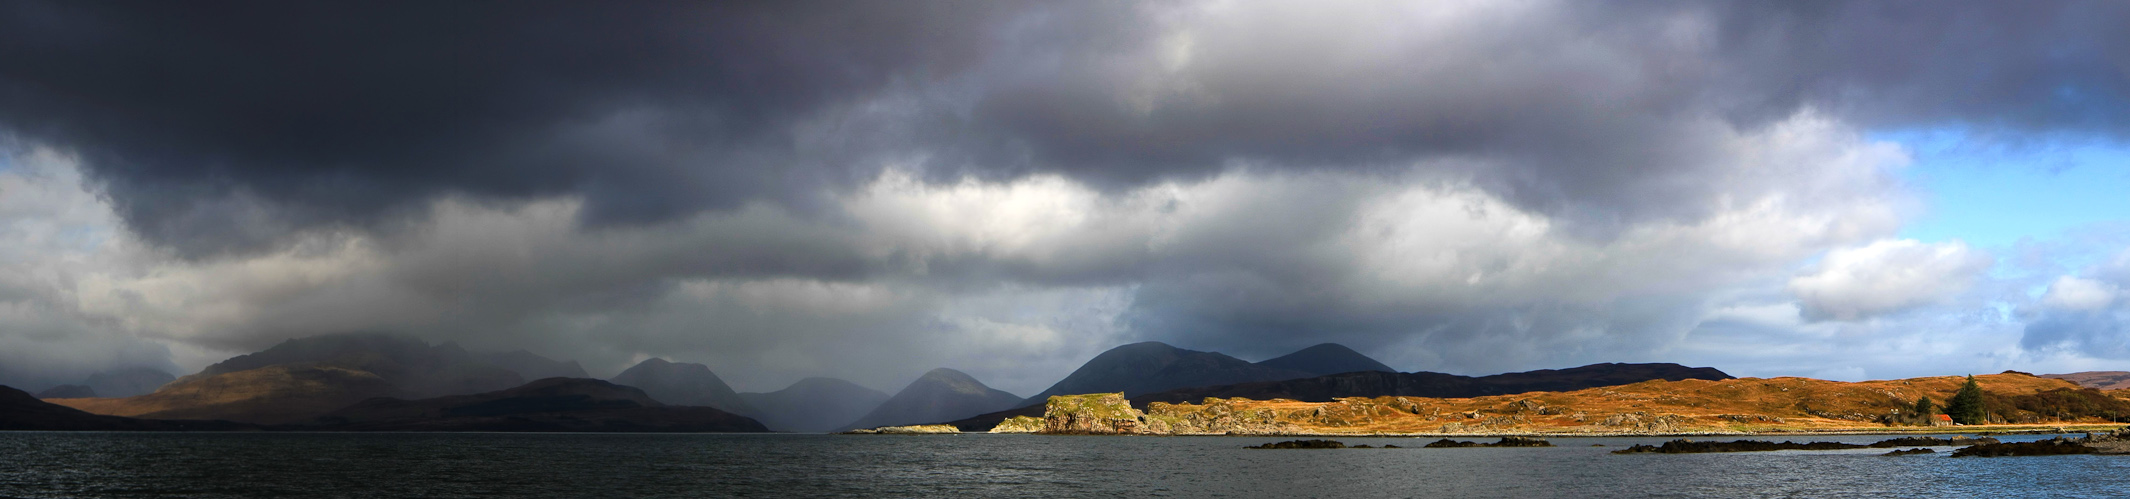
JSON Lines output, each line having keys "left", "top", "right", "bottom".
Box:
{"left": 3, "top": 432, "right": 2127, "bottom": 498}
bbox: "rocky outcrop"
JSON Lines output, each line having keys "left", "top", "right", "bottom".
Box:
{"left": 1951, "top": 439, "right": 2099, "bottom": 457}
{"left": 843, "top": 424, "right": 961, "bottom": 434}
{"left": 1883, "top": 448, "right": 1935, "bottom": 456}
{"left": 1613, "top": 439, "right": 1871, "bottom": 454}
{"left": 1247, "top": 439, "right": 1347, "bottom": 449}
{"left": 1423, "top": 436, "right": 1553, "bottom": 448}
{"left": 1612, "top": 436, "right": 2002, "bottom": 454}
{"left": 1042, "top": 393, "right": 1154, "bottom": 434}
{"left": 989, "top": 416, "right": 1043, "bottom": 433}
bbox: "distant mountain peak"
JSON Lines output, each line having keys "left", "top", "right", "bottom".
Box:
{"left": 1255, "top": 343, "right": 1397, "bottom": 376}
{"left": 839, "top": 368, "right": 1022, "bottom": 430}
{"left": 1020, "top": 341, "right": 1317, "bottom": 405}
{"left": 609, "top": 358, "right": 757, "bottom": 415}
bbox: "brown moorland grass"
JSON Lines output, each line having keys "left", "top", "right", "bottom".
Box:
{"left": 49, "top": 364, "right": 394, "bottom": 425}
{"left": 1136, "top": 373, "right": 2130, "bottom": 435}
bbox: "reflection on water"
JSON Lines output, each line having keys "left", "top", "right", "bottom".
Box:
{"left": 3, "top": 432, "right": 2128, "bottom": 498}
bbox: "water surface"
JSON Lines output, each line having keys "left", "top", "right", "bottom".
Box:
{"left": 3, "top": 432, "right": 2125, "bottom": 498}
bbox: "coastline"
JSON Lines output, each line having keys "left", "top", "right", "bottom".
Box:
{"left": 1041, "top": 423, "right": 2129, "bottom": 438}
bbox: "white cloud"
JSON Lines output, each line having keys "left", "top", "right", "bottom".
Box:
{"left": 2042, "top": 276, "right": 2120, "bottom": 311}
{"left": 1787, "top": 239, "right": 1993, "bottom": 322}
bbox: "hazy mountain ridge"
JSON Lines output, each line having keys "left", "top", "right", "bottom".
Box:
{"left": 313, "top": 377, "right": 768, "bottom": 432}
{"left": 609, "top": 358, "right": 759, "bottom": 415}
{"left": 2044, "top": 371, "right": 2130, "bottom": 390}
{"left": 182, "top": 333, "right": 524, "bottom": 399}
{"left": 739, "top": 377, "right": 891, "bottom": 432}
{"left": 842, "top": 368, "right": 1021, "bottom": 431}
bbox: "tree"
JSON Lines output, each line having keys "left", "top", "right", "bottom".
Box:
{"left": 1945, "top": 375, "right": 1987, "bottom": 425}
{"left": 1912, "top": 396, "right": 1936, "bottom": 424}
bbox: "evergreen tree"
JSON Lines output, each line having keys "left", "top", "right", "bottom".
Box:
{"left": 1945, "top": 375, "right": 1986, "bottom": 425}
{"left": 1912, "top": 396, "right": 1935, "bottom": 424}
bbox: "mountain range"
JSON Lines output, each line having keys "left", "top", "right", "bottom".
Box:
{"left": 1017, "top": 341, "right": 1394, "bottom": 405}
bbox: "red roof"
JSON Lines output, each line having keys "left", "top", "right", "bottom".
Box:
{"left": 1934, "top": 414, "right": 1953, "bottom": 421}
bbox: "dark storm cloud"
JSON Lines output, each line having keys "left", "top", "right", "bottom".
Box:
{"left": 5, "top": 0, "right": 2128, "bottom": 258}
{"left": 0, "top": 0, "right": 1039, "bottom": 255}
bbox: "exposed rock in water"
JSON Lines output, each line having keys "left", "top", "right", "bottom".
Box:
{"left": 1866, "top": 436, "right": 1999, "bottom": 448}
{"left": 1615, "top": 436, "right": 2010, "bottom": 455}
{"left": 1883, "top": 448, "right": 1936, "bottom": 456}
{"left": 1423, "top": 437, "right": 1554, "bottom": 448}
{"left": 989, "top": 415, "right": 1043, "bottom": 433}
{"left": 1612, "top": 439, "right": 1870, "bottom": 454}
{"left": 1951, "top": 439, "right": 2098, "bottom": 458}
{"left": 843, "top": 424, "right": 961, "bottom": 434}
{"left": 1247, "top": 439, "right": 1346, "bottom": 449}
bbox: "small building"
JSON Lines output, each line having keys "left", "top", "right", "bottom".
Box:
{"left": 1932, "top": 414, "right": 1955, "bottom": 427}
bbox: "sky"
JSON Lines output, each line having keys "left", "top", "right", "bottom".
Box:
{"left": 2, "top": 0, "right": 2129, "bottom": 396}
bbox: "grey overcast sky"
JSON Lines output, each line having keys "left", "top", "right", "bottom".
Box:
{"left": 3, "top": 0, "right": 2129, "bottom": 395}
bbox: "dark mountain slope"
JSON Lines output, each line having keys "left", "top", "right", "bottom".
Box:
{"left": 1138, "top": 362, "right": 1734, "bottom": 404}
{"left": 1254, "top": 343, "right": 1396, "bottom": 376}
{"left": 1020, "top": 342, "right": 1313, "bottom": 405}
{"left": 0, "top": 385, "right": 253, "bottom": 431}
